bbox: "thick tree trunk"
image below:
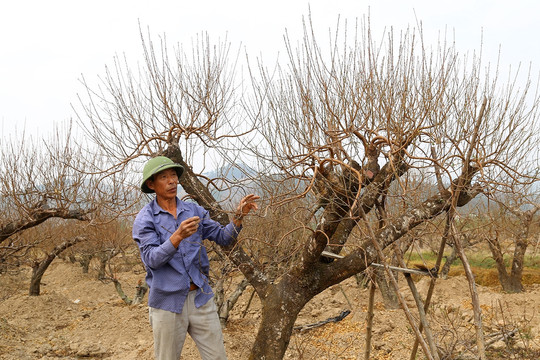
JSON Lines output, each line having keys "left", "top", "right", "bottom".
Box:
{"left": 164, "top": 142, "right": 481, "bottom": 359}
{"left": 78, "top": 254, "right": 93, "bottom": 274}
{"left": 489, "top": 205, "right": 538, "bottom": 293}
{"left": 487, "top": 235, "right": 527, "bottom": 293}
{"left": 29, "top": 264, "right": 46, "bottom": 296}
{"left": 29, "top": 237, "right": 84, "bottom": 296}
{"left": 502, "top": 275, "right": 524, "bottom": 293}
{"left": 249, "top": 188, "right": 477, "bottom": 359}
{"left": 249, "top": 275, "right": 318, "bottom": 360}
{"left": 247, "top": 187, "right": 463, "bottom": 359}
{"left": 506, "top": 238, "right": 528, "bottom": 293}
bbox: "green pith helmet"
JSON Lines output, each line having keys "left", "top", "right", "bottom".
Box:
{"left": 140, "top": 156, "right": 184, "bottom": 193}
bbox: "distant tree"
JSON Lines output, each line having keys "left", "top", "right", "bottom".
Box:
{"left": 77, "top": 18, "right": 540, "bottom": 360}
{"left": 0, "top": 126, "right": 132, "bottom": 295}
{"left": 68, "top": 218, "right": 135, "bottom": 279}
{"left": 28, "top": 231, "right": 85, "bottom": 296}
{"left": 0, "top": 128, "right": 94, "bottom": 292}
{"left": 86, "top": 217, "right": 150, "bottom": 304}
{"left": 0, "top": 129, "right": 92, "bottom": 247}
{"left": 485, "top": 189, "right": 540, "bottom": 293}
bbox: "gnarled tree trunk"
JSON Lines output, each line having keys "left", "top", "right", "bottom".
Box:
{"left": 488, "top": 234, "right": 528, "bottom": 293}
{"left": 487, "top": 205, "right": 539, "bottom": 293}
{"left": 29, "top": 236, "right": 84, "bottom": 296}
{"left": 166, "top": 139, "right": 481, "bottom": 359}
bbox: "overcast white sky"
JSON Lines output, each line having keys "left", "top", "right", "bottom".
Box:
{"left": 1, "top": 0, "right": 539, "bottom": 138}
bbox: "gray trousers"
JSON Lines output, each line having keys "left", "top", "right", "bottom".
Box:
{"left": 148, "top": 291, "right": 227, "bottom": 360}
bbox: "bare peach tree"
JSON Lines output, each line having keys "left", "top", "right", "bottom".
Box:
{"left": 0, "top": 126, "right": 131, "bottom": 295}
{"left": 484, "top": 187, "right": 540, "bottom": 293}
{"left": 76, "top": 18, "right": 540, "bottom": 360}
{"left": 0, "top": 128, "right": 94, "bottom": 289}
{"left": 0, "top": 129, "right": 91, "bottom": 247}
{"left": 242, "top": 20, "right": 539, "bottom": 358}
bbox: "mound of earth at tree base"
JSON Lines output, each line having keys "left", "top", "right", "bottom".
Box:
{"left": 0, "top": 260, "right": 539, "bottom": 359}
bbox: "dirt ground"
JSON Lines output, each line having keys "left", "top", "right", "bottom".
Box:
{"left": 1, "top": 260, "right": 539, "bottom": 359}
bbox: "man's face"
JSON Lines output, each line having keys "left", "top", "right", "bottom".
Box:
{"left": 146, "top": 168, "right": 178, "bottom": 200}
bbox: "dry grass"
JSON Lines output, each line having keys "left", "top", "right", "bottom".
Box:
{"left": 447, "top": 267, "right": 540, "bottom": 287}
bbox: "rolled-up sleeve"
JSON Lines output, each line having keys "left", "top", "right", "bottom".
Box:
{"left": 199, "top": 209, "right": 242, "bottom": 246}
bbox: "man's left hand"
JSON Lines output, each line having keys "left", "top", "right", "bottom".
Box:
{"left": 233, "top": 194, "right": 260, "bottom": 225}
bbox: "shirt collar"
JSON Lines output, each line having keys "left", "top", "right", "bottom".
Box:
{"left": 150, "top": 197, "right": 187, "bottom": 217}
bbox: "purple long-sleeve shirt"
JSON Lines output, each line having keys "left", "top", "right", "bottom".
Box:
{"left": 132, "top": 197, "right": 241, "bottom": 313}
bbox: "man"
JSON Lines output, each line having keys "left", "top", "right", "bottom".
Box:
{"left": 132, "top": 156, "right": 258, "bottom": 360}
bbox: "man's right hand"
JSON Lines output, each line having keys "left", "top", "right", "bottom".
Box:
{"left": 170, "top": 216, "right": 200, "bottom": 248}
